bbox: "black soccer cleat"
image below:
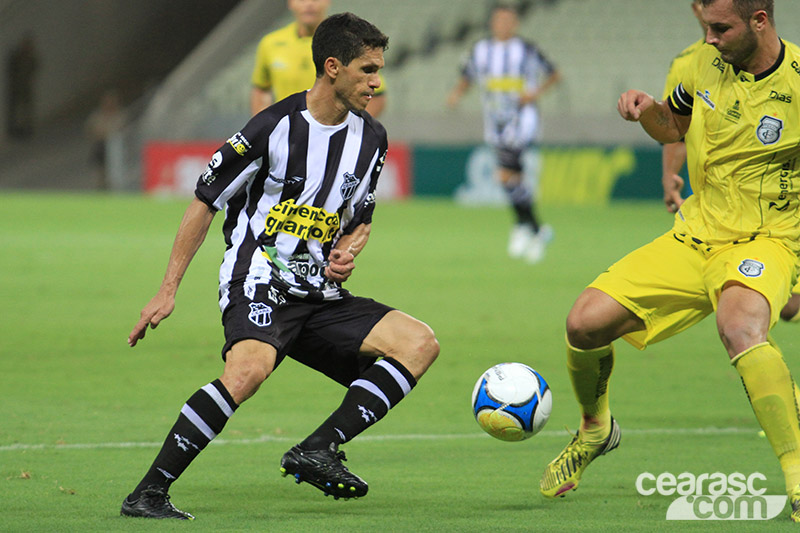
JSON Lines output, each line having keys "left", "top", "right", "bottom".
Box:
{"left": 120, "top": 486, "right": 195, "bottom": 520}
{"left": 280, "top": 443, "right": 368, "bottom": 499}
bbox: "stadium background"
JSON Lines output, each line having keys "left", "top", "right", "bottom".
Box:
{"left": 4, "top": 0, "right": 800, "bottom": 200}
{"left": 7, "top": 1, "right": 800, "bottom": 530}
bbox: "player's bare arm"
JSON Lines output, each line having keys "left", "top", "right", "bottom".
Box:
{"left": 617, "top": 90, "right": 689, "bottom": 144}
{"left": 250, "top": 86, "right": 274, "bottom": 116}
{"left": 662, "top": 141, "right": 687, "bottom": 213}
{"left": 325, "top": 222, "right": 371, "bottom": 283}
{"left": 520, "top": 70, "right": 562, "bottom": 105}
{"left": 128, "top": 197, "right": 216, "bottom": 347}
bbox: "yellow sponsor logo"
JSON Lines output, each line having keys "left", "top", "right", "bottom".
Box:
{"left": 264, "top": 199, "right": 340, "bottom": 243}
{"left": 486, "top": 76, "right": 525, "bottom": 92}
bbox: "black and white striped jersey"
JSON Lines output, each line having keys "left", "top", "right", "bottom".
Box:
{"left": 195, "top": 91, "right": 388, "bottom": 308}
{"left": 461, "top": 36, "right": 556, "bottom": 149}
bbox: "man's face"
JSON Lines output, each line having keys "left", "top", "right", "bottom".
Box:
{"left": 288, "top": 0, "right": 330, "bottom": 28}
{"left": 702, "top": 0, "right": 759, "bottom": 66}
{"left": 490, "top": 8, "right": 518, "bottom": 41}
{"left": 334, "top": 47, "right": 384, "bottom": 112}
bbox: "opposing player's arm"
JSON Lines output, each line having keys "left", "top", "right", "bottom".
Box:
{"left": 325, "top": 223, "right": 371, "bottom": 283}
{"left": 250, "top": 86, "right": 274, "bottom": 116}
{"left": 617, "top": 90, "right": 690, "bottom": 144}
{"left": 128, "top": 197, "right": 216, "bottom": 347}
{"left": 662, "top": 141, "right": 687, "bottom": 213}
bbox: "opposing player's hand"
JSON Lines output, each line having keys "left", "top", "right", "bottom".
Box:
{"left": 663, "top": 173, "right": 685, "bottom": 214}
{"left": 128, "top": 291, "right": 176, "bottom": 347}
{"left": 617, "top": 90, "right": 655, "bottom": 122}
{"left": 325, "top": 248, "right": 356, "bottom": 284}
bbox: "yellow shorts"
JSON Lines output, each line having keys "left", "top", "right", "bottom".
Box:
{"left": 588, "top": 231, "right": 798, "bottom": 349}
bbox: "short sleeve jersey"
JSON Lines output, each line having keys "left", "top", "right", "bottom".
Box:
{"left": 195, "top": 92, "right": 388, "bottom": 307}
{"left": 667, "top": 40, "right": 800, "bottom": 254}
{"left": 251, "top": 21, "right": 386, "bottom": 103}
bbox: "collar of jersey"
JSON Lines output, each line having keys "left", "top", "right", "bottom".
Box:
{"left": 732, "top": 39, "right": 785, "bottom": 83}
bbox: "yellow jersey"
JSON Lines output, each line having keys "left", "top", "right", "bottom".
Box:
{"left": 667, "top": 40, "right": 800, "bottom": 254}
{"left": 251, "top": 21, "right": 386, "bottom": 103}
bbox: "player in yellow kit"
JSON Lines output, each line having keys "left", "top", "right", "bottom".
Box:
{"left": 540, "top": 0, "right": 800, "bottom": 522}
{"left": 250, "top": 0, "right": 386, "bottom": 116}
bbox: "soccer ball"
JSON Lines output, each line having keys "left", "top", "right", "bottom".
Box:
{"left": 471, "top": 362, "right": 552, "bottom": 441}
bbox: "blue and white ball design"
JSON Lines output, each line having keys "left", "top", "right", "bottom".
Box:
{"left": 471, "top": 362, "right": 552, "bottom": 441}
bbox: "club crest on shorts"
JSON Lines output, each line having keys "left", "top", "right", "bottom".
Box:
{"left": 756, "top": 115, "right": 783, "bottom": 145}
{"left": 340, "top": 172, "right": 361, "bottom": 201}
{"left": 248, "top": 302, "right": 273, "bottom": 327}
{"left": 738, "top": 259, "right": 765, "bottom": 278}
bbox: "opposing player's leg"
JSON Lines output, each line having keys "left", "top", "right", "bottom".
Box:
{"left": 121, "top": 339, "right": 276, "bottom": 519}
{"left": 281, "top": 307, "right": 439, "bottom": 499}
{"left": 720, "top": 284, "right": 800, "bottom": 518}
{"left": 781, "top": 292, "right": 800, "bottom": 322}
{"left": 540, "top": 288, "right": 641, "bottom": 498}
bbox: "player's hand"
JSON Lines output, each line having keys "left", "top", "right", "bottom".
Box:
{"left": 128, "top": 291, "right": 176, "bottom": 347}
{"left": 663, "top": 173, "right": 685, "bottom": 214}
{"left": 325, "top": 249, "right": 356, "bottom": 284}
{"left": 617, "top": 90, "right": 655, "bottom": 122}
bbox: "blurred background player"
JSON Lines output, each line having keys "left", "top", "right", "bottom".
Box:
{"left": 662, "top": 1, "right": 800, "bottom": 321}
{"left": 250, "top": 0, "right": 387, "bottom": 117}
{"left": 540, "top": 0, "right": 800, "bottom": 521}
{"left": 447, "top": 3, "right": 561, "bottom": 264}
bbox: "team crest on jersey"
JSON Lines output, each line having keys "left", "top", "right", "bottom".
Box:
{"left": 340, "top": 172, "right": 361, "bottom": 201}
{"left": 248, "top": 302, "right": 273, "bottom": 327}
{"left": 756, "top": 115, "right": 783, "bottom": 145}
{"left": 738, "top": 259, "right": 765, "bottom": 278}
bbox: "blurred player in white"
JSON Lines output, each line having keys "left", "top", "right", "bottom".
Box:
{"left": 447, "top": 3, "right": 560, "bottom": 263}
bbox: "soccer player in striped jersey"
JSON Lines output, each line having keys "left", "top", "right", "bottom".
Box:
{"left": 447, "top": 3, "right": 561, "bottom": 263}
{"left": 541, "top": 0, "right": 800, "bottom": 521}
{"left": 120, "top": 13, "right": 438, "bottom": 520}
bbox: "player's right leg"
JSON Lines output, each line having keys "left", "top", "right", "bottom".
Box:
{"left": 120, "top": 340, "right": 277, "bottom": 520}
{"left": 540, "top": 288, "right": 643, "bottom": 498}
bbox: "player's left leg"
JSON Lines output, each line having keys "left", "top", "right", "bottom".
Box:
{"left": 281, "top": 307, "right": 438, "bottom": 498}
{"left": 720, "top": 284, "right": 800, "bottom": 517}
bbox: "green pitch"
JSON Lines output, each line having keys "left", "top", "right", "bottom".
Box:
{"left": 2, "top": 193, "right": 798, "bottom": 531}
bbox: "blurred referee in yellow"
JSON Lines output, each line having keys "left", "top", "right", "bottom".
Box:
{"left": 250, "top": 0, "right": 387, "bottom": 117}
{"left": 541, "top": 0, "right": 800, "bottom": 521}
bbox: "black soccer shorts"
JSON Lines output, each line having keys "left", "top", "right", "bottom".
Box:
{"left": 221, "top": 282, "right": 394, "bottom": 386}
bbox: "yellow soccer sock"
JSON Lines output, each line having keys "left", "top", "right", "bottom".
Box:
{"left": 733, "top": 342, "right": 800, "bottom": 494}
{"left": 566, "top": 338, "right": 614, "bottom": 445}
{"left": 768, "top": 334, "right": 800, "bottom": 418}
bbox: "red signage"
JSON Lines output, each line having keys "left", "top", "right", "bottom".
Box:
{"left": 143, "top": 141, "right": 412, "bottom": 199}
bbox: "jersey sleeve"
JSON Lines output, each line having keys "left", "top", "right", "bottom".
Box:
{"left": 251, "top": 35, "right": 272, "bottom": 90}
{"left": 194, "top": 109, "right": 275, "bottom": 210}
{"left": 667, "top": 83, "right": 694, "bottom": 116}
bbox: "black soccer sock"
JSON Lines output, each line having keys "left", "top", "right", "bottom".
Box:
{"left": 503, "top": 181, "right": 539, "bottom": 231}
{"left": 299, "top": 358, "right": 417, "bottom": 450}
{"left": 130, "top": 379, "right": 238, "bottom": 498}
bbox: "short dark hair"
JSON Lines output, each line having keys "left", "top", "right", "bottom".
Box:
{"left": 312, "top": 12, "right": 389, "bottom": 77}
{"left": 700, "top": 0, "right": 774, "bottom": 24}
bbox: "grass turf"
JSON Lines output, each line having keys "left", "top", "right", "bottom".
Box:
{"left": 2, "top": 192, "right": 799, "bottom": 531}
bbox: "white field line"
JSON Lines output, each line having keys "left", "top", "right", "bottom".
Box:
{"left": 0, "top": 426, "right": 755, "bottom": 452}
